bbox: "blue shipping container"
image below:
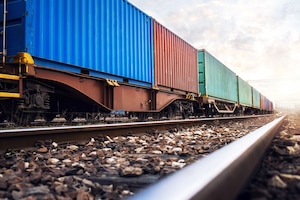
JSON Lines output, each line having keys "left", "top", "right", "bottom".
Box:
{"left": 0, "top": 0, "right": 154, "bottom": 87}
{"left": 265, "top": 98, "right": 270, "bottom": 111}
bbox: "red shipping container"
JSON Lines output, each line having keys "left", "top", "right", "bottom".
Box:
{"left": 153, "top": 20, "right": 198, "bottom": 94}
{"left": 260, "top": 94, "right": 266, "bottom": 110}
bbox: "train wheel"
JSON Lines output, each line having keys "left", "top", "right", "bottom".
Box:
{"left": 0, "top": 108, "right": 6, "bottom": 123}
{"left": 65, "top": 113, "right": 76, "bottom": 122}
{"left": 44, "top": 113, "right": 56, "bottom": 122}
{"left": 25, "top": 114, "right": 37, "bottom": 125}
{"left": 181, "top": 111, "right": 189, "bottom": 119}
{"left": 137, "top": 113, "right": 147, "bottom": 121}
{"left": 167, "top": 107, "right": 176, "bottom": 120}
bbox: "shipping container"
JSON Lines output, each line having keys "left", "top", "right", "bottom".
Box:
{"left": 269, "top": 101, "right": 273, "bottom": 111}
{"left": 0, "top": 0, "right": 154, "bottom": 87}
{"left": 252, "top": 88, "right": 260, "bottom": 109}
{"left": 153, "top": 20, "right": 198, "bottom": 94}
{"left": 265, "top": 96, "right": 269, "bottom": 111}
{"left": 237, "top": 76, "right": 252, "bottom": 107}
{"left": 198, "top": 50, "right": 238, "bottom": 103}
{"left": 265, "top": 97, "right": 271, "bottom": 111}
{"left": 260, "top": 94, "right": 267, "bottom": 111}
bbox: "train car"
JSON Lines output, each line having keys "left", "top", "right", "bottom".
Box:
{"left": 260, "top": 95, "right": 273, "bottom": 114}
{"left": 252, "top": 87, "right": 261, "bottom": 112}
{"left": 260, "top": 94, "right": 268, "bottom": 113}
{"left": 237, "top": 76, "right": 253, "bottom": 114}
{"left": 197, "top": 49, "right": 238, "bottom": 116}
{"left": 269, "top": 101, "right": 274, "bottom": 112}
{"left": 1, "top": 0, "right": 154, "bottom": 88}
{"left": 0, "top": 0, "right": 200, "bottom": 124}
{"left": 266, "top": 98, "right": 273, "bottom": 113}
{"left": 153, "top": 19, "right": 199, "bottom": 119}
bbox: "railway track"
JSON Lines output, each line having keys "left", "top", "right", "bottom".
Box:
{"left": 0, "top": 115, "right": 270, "bottom": 150}
{"left": 0, "top": 115, "right": 281, "bottom": 199}
{"left": 237, "top": 114, "right": 300, "bottom": 199}
{"left": 129, "top": 115, "right": 285, "bottom": 200}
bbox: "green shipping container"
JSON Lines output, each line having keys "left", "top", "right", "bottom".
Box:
{"left": 252, "top": 87, "right": 261, "bottom": 109}
{"left": 198, "top": 50, "right": 238, "bottom": 103}
{"left": 237, "top": 76, "right": 252, "bottom": 107}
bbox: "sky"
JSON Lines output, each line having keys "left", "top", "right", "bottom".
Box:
{"left": 129, "top": 0, "right": 300, "bottom": 110}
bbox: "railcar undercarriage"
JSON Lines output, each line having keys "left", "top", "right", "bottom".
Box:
{"left": 0, "top": 66, "right": 201, "bottom": 125}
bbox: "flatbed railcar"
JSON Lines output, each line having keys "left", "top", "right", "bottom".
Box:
{"left": 0, "top": 0, "right": 273, "bottom": 125}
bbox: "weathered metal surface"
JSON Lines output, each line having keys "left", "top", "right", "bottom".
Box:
{"left": 113, "top": 85, "right": 184, "bottom": 112}
{"left": 114, "top": 85, "right": 151, "bottom": 112}
{"left": 155, "top": 92, "right": 183, "bottom": 111}
{"left": 153, "top": 20, "right": 198, "bottom": 94}
{"left": 34, "top": 66, "right": 111, "bottom": 112}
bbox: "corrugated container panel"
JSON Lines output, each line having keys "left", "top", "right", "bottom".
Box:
{"left": 0, "top": 0, "right": 26, "bottom": 56}
{"left": 153, "top": 20, "right": 198, "bottom": 94}
{"left": 265, "top": 98, "right": 270, "bottom": 111}
{"left": 0, "top": 0, "right": 154, "bottom": 87}
{"left": 260, "top": 94, "right": 266, "bottom": 110}
{"left": 252, "top": 88, "right": 260, "bottom": 109}
{"left": 198, "top": 50, "right": 238, "bottom": 102}
{"left": 270, "top": 101, "right": 273, "bottom": 111}
{"left": 238, "top": 76, "right": 252, "bottom": 106}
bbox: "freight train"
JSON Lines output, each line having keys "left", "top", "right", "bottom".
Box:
{"left": 0, "top": 0, "right": 273, "bottom": 125}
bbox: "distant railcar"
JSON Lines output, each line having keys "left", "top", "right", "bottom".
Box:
{"left": 197, "top": 49, "right": 273, "bottom": 116}
{"left": 252, "top": 87, "right": 261, "bottom": 110}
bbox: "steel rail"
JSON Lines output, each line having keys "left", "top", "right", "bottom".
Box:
{"left": 0, "top": 115, "right": 270, "bottom": 150}
{"left": 128, "top": 115, "right": 285, "bottom": 200}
